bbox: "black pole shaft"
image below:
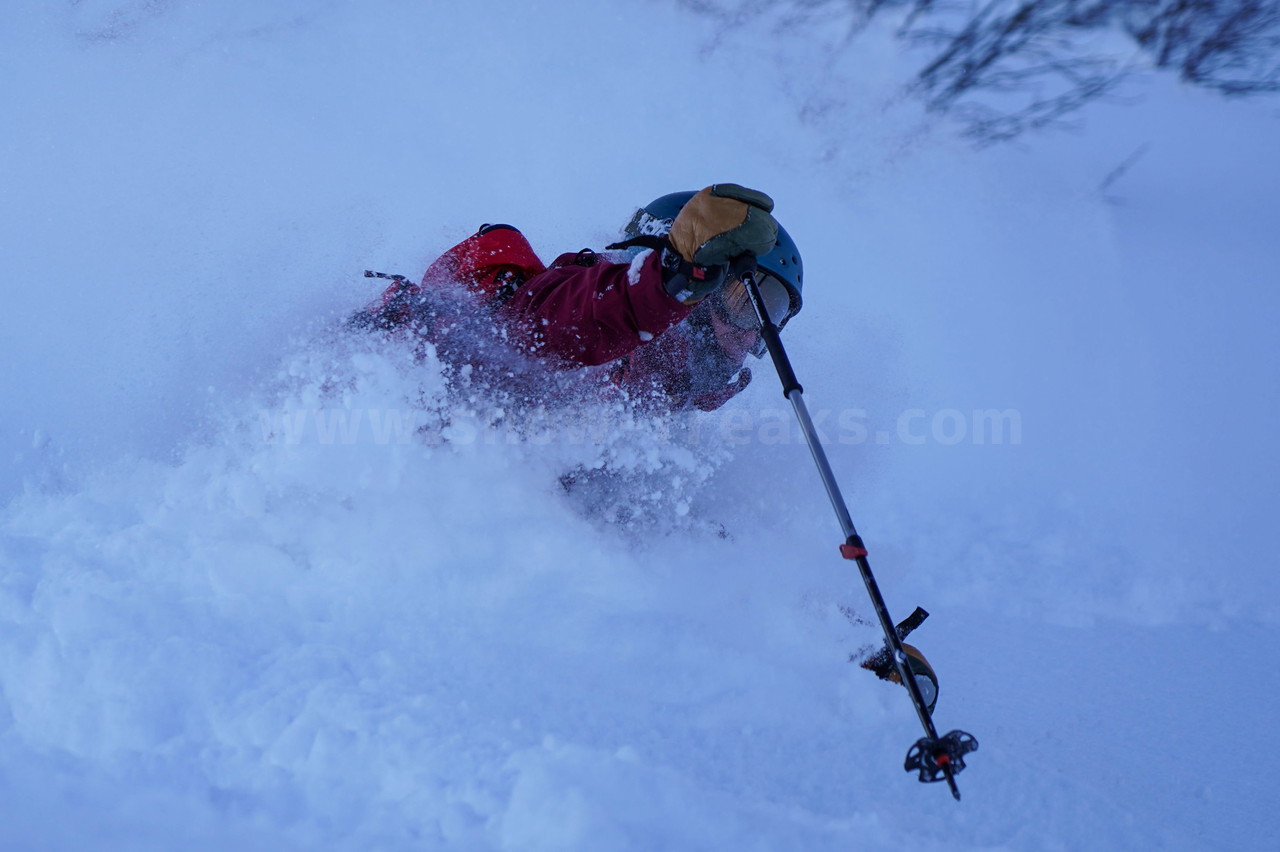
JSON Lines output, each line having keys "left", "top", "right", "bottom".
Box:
{"left": 742, "top": 268, "right": 961, "bottom": 799}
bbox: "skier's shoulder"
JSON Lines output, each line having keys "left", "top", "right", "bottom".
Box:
{"left": 424, "top": 223, "right": 548, "bottom": 301}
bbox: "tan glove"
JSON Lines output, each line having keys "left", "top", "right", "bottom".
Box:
{"left": 661, "top": 184, "right": 779, "bottom": 305}
{"left": 668, "top": 184, "right": 778, "bottom": 267}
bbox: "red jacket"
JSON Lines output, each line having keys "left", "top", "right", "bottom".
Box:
{"left": 356, "top": 235, "right": 753, "bottom": 412}
{"left": 504, "top": 250, "right": 754, "bottom": 412}
{"left": 501, "top": 249, "right": 689, "bottom": 367}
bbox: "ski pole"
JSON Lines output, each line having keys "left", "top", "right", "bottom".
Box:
{"left": 735, "top": 256, "right": 978, "bottom": 801}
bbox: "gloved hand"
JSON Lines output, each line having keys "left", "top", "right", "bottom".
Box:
{"left": 662, "top": 184, "right": 779, "bottom": 305}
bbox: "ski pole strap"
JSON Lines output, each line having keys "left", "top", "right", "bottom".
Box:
{"left": 894, "top": 606, "right": 929, "bottom": 639}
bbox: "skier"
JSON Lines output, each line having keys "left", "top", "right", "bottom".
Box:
{"left": 353, "top": 184, "right": 941, "bottom": 714}
{"left": 352, "top": 183, "right": 804, "bottom": 412}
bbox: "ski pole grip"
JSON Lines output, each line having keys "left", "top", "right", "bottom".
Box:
{"left": 761, "top": 320, "right": 803, "bottom": 398}
{"left": 739, "top": 265, "right": 803, "bottom": 398}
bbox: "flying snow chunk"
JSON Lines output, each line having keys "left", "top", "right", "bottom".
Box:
{"left": 626, "top": 249, "right": 653, "bottom": 286}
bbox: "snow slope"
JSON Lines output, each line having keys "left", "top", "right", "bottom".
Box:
{"left": 3, "top": 1, "right": 1279, "bottom": 849}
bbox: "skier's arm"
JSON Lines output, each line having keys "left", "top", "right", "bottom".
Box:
{"left": 502, "top": 251, "right": 691, "bottom": 367}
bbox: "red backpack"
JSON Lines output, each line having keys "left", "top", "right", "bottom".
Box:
{"left": 356, "top": 224, "right": 547, "bottom": 330}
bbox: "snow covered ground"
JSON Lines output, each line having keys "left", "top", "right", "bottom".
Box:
{"left": 3, "top": 1, "right": 1279, "bottom": 849}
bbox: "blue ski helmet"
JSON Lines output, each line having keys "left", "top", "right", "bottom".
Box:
{"left": 622, "top": 190, "right": 804, "bottom": 328}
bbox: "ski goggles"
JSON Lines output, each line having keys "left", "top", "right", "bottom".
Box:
{"left": 716, "top": 270, "right": 796, "bottom": 331}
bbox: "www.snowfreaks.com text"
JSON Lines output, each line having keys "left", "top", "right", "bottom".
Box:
{"left": 256, "top": 407, "right": 1022, "bottom": 447}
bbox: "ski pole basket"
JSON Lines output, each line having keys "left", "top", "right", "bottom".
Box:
{"left": 905, "top": 730, "right": 979, "bottom": 784}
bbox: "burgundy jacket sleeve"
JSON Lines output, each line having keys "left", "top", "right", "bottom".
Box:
{"left": 499, "top": 250, "right": 691, "bottom": 367}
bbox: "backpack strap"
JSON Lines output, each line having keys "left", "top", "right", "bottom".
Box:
{"left": 605, "top": 235, "right": 670, "bottom": 253}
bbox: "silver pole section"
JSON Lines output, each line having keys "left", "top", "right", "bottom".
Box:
{"left": 786, "top": 387, "right": 857, "bottom": 542}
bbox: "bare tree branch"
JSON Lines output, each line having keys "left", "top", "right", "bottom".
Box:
{"left": 670, "top": 0, "right": 1280, "bottom": 140}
